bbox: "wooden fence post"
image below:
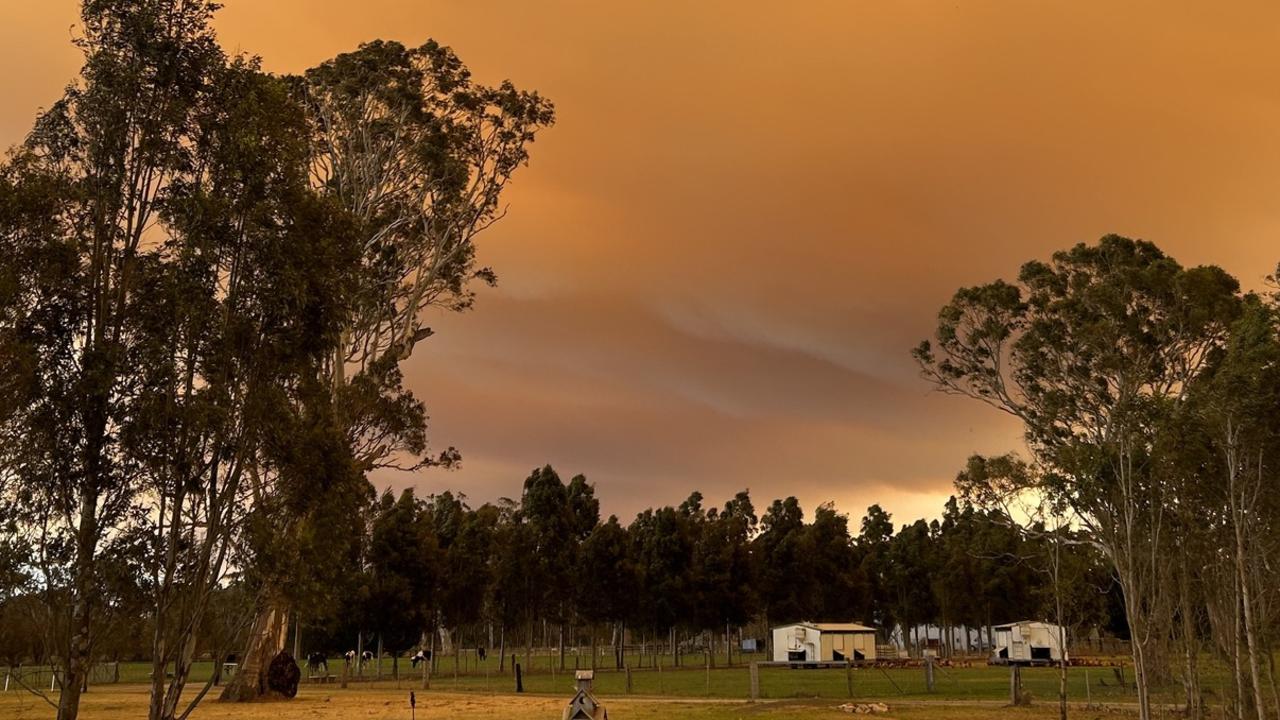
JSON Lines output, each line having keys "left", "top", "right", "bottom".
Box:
{"left": 750, "top": 662, "right": 760, "bottom": 701}
{"left": 925, "top": 656, "right": 935, "bottom": 693}
{"left": 625, "top": 666, "right": 632, "bottom": 694}
{"left": 515, "top": 662, "right": 523, "bottom": 693}
{"left": 846, "top": 659, "right": 854, "bottom": 697}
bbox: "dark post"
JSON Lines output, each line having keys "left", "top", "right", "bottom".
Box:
{"left": 625, "top": 666, "right": 632, "bottom": 694}
{"left": 845, "top": 659, "right": 854, "bottom": 697}
{"left": 750, "top": 662, "right": 760, "bottom": 701}
{"left": 515, "top": 662, "right": 523, "bottom": 693}
{"left": 1009, "top": 664, "right": 1022, "bottom": 705}
{"left": 925, "top": 656, "right": 935, "bottom": 693}
{"left": 704, "top": 649, "right": 711, "bottom": 696}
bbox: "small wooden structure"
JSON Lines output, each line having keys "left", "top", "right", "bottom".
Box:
{"left": 991, "top": 621, "right": 1067, "bottom": 665}
{"left": 771, "top": 622, "right": 878, "bottom": 663}
{"left": 564, "top": 670, "right": 607, "bottom": 720}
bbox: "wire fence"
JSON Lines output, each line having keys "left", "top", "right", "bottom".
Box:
{"left": 3, "top": 662, "right": 124, "bottom": 693}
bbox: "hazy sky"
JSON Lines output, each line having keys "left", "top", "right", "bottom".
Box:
{"left": 3, "top": 1, "right": 1278, "bottom": 525}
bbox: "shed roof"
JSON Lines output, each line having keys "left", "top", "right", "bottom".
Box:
{"left": 772, "top": 621, "right": 877, "bottom": 633}
{"left": 992, "top": 620, "right": 1059, "bottom": 629}
{"left": 813, "top": 623, "right": 876, "bottom": 633}
{"left": 808, "top": 620, "right": 880, "bottom": 630}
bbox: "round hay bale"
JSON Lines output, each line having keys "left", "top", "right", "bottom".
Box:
{"left": 266, "top": 651, "right": 301, "bottom": 699}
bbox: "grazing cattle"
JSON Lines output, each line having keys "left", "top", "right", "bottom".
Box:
{"left": 411, "top": 650, "right": 432, "bottom": 668}
{"left": 306, "top": 652, "right": 327, "bottom": 675}
{"left": 344, "top": 649, "right": 374, "bottom": 669}
{"left": 477, "top": 647, "right": 487, "bottom": 662}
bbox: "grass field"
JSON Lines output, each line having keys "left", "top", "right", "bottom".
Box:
{"left": 7, "top": 655, "right": 1151, "bottom": 703}
{"left": 7, "top": 651, "right": 1240, "bottom": 710}
{"left": 0, "top": 683, "right": 1141, "bottom": 720}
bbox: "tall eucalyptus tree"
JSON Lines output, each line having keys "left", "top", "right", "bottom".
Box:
{"left": 915, "top": 235, "right": 1240, "bottom": 720}
{"left": 222, "top": 40, "right": 554, "bottom": 696}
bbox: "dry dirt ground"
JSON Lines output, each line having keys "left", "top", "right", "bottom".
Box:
{"left": 0, "top": 684, "right": 1143, "bottom": 720}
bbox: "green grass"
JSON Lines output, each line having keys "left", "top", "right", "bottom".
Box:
{"left": 392, "top": 660, "right": 1142, "bottom": 703}
{"left": 6, "top": 650, "right": 1242, "bottom": 706}
{"left": 270, "top": 650, "right": 1143, "bottom": 703}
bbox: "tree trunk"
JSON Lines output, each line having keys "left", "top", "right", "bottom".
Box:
{"left": 1265, "top": 644, "right": 1280, "bottom": 720}
{"left": 1123, "top": 579, "right": 1153, "bottom": 720}
{"left": 726, "top": 623, "right": 733, "bottom": 667}
{"left": 616, "top": 622, "right": 625, "bottom": 670}
{"left": 498, "top": 625, "right": 506, "bottom": 673}
{"left": 1234, "top": 586, "right": 1247, "bottom": 720}
{"left": 1178, "top": 549, "right": 1202, "bottom": 720}
{"left": 57, "top": 484, "right": 100, "bottom": 720}
{"left": 219, "top": 591, "right": 290, "bottom": 702}
{"left": 430, "top": 628, "right": 438, "bottom": 674}
{"left": 1233, "top": 483, "right": 1266, "bottom": 720}
{"left": 526, "top": 620, "right": 533, "bottom": 673}
{"left": 153, "top": 617, "right": 203, "bottom": 720}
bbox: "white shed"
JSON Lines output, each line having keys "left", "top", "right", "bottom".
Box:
{"left": 992, "top": 621, "right": 1067, "bottom": 664}
{"left": 771, "top": 622, "right": 877, "bottom": 663}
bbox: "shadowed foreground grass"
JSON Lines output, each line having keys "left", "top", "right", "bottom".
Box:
{"left": 0, "top": 683, "right": 1136, "bottom": 720}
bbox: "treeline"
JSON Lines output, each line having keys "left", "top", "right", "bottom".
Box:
{"left": 917, "top": 235, "right": 1280, "bottom": 720}
{"left": 302, "top": 472, "right": 1119, "bottom": 668}
{"left": 0, "top": 467, "right": 1118, "bottom": 675}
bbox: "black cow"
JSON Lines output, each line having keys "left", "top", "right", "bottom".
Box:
{"left": 306, "top": 652, "right": 327, "bottom": 675}
{"left": 477, "top": 647, "right": 487, "bottom": 662}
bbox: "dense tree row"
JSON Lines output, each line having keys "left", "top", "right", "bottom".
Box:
{"left": 0, "top": 466, "right": 1116, "bottom": 677}
{"left": 279, "top": 468, "right": 1113, "bottom": 673}
{"left": 917, "top": 235, "right": 1280, "bottom": 720}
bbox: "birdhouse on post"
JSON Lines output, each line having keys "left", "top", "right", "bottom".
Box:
{"left": 563, "top": 670, "right": 607, "bottom": 720}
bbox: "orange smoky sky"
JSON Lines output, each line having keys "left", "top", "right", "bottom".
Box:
{"left": 3, "top": 1, "right": 1279, "bottom": 525}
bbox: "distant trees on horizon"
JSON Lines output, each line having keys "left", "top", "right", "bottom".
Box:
{"left": 0, "top": 464, "right": 1119, "bottom": 676}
